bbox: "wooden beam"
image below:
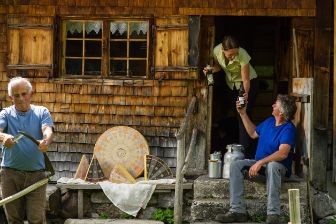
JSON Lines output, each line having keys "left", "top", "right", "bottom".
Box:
{"left": 288, "top": 189, "right": 301, "bottom": 224}
{"left": 311, "top": 0, "right": 331, "bottom": 191}
{"left": 333, "top": 0, "right": 336, "bottom": 183}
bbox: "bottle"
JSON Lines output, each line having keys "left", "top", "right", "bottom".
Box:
{"left": 238, "top": 82, "right": 245, "bottom": 108}
{"left": 206, "top": 64, "right": 214, "bottom": 85}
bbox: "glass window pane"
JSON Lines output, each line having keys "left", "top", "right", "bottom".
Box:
{"left": 110, "top": 41, "right": 127, "bottom": 57}
{"left": 84, "top": 59, "right": 101, "bottom": 76}
{"left": 85, "top": 41, "right": 102, "bottom": 57}
{"left": 66, "top": 40, "right": 83, "bottom": 57}
{"left": 110, "top": 22, "right": 128, "bottom": 39}
{"left": 65, "top": 59, "right": 82, "bottom": 75}
{"left": 130, "top": 22, "right": 147, "bottom": 39}
{"left": 66, "top": 21, "right": 83, "bottom": 38}
{"left": 129, "top": 41, "right": 147, "bottom": 58}
{"left": 129, "top": 60, "right": 146, "bottom": 77}
{"left": 110, "top": 60, "right": 127, "bottom": 76}
{"left": 85, "top": 21, "right": 102, "bottom": 38}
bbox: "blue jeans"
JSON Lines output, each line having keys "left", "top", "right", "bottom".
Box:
{"left": 229, "top": 159, "right": 287, "bottom": 215}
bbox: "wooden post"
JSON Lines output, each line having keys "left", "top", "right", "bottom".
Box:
{"left": 288, "top": 189, "right": 301, "bottom": 224}
{"left": 78, "top": 189, "right": 84, "bottom": 218}
{"left": 206, "top": 85, "right": 213, "bottom": 158}
{"left": 174, "top": 136, "right": 185, "bottom": 224}
{"left": 333, "top": 0, "right": 336, "bottom": 183}
{"left": 292, "top": 28, "right": 300, "bottom": 78}
{"left": 174, "top": 97, "right": 196, "bottom": 224}
{"left": 312, "top": 0, "right": 331, "bottom": 191}
{"left": 181, "top": 128, "right": 198, "bottom": 175}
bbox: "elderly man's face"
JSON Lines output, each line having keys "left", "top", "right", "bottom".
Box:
{"left": 9, "top": 83, "right": 32, "bottom": 112}
{"left": 272, "top": 100, "right": 282, "bottom": 117}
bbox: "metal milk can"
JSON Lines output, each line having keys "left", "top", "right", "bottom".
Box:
{"left": 208, "top": 151, "right": 222, "bottom": 178}
{"left": 222, "top": 144, "right": 245, "bottom": 179}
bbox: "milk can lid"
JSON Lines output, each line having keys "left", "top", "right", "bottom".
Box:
{"left": 226, "top": 144, "right": 244, "bottom": 152}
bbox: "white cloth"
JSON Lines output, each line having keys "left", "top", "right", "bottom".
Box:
{"left": 57, "top": 177, "right": 93, "bottom": 185}
{"left": 98, "top": 181, "right": 156, "bottom": 217}
{"left": 57, "top": 177, "right": 177, "bottom": 217}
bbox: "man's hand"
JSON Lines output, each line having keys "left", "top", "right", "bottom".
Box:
{"left": 249, "top": 161, "right": 263, "bottom": 178}
{"left": 38, "top": 139, "right": 48, "bottom": 153}
{"left": 3, "top": 134, "right": 15, "bottom": 148}
{"left": 236, "top": 99, "right": 247, "bottom": 115}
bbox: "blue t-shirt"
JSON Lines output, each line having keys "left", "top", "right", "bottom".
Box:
{"left": 255, "top": 117, "right": 296, "bottom": 176}
{"left": 0, "top": 105, "right": 54, "bottom": 171}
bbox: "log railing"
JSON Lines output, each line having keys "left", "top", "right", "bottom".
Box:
{"left": 174, "top": 96, "right": 198, "bottom": 224}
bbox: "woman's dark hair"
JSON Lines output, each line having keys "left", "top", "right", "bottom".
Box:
{"left": 222, "top": 35, "right": 239, "bottom": 51}
{"left": 277, "top": 94, "right": 297, "bottom": 121}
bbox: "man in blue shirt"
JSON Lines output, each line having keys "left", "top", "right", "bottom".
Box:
{"left": 215, "top": 94, "right": 297, "bottom": 224}
{"left": 0, "top": 77, "right": 54, "bottom": 224}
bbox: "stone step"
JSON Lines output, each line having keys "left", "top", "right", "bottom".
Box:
{"left": 64, "top": 219, "right": 164, "bottom": 224}
{"left": 194, "top": 175, "right": 307, "bottom": 201}
{"left": 191, "top": 198, "right": 309, "bottom": 223}
{"left": 192, "top": 222, "right": 261, "bottom": 224}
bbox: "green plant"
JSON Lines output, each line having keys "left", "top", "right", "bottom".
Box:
{"left": 328, "top": 219, "right": 336, "bottom": 224}
{"left": 99, "top": 211, "right": 109, "bottom": 219}
{"left": 251, "top": 214, "right": 266, "bottom": 223}
{"left": 152, "top": 208, "right": 174, "bottom": 224}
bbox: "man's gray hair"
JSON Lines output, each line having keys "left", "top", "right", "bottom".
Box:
{"left": 8, "top": 77, "right": 33, "bottom": 97}
{"left": 277, "top": 94, "right": 297, "bottom": 121}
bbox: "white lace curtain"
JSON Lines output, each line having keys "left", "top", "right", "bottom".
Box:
{"left": 66, "top": 21, "right": 102, "bottom": 34}
{"left": 110, "top": 22, "right": 147, "bottom": 35}
{"left": 66, "top": 21, "right": 148, "bottom": 36}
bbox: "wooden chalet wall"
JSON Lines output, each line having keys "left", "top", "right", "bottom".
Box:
{"left": 0, "top": 1, "right": 316, "bottom": 180}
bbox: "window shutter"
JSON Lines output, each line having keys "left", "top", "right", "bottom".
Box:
{"left": 7, "top": 15, "right": 54, "bottom": 77}
{"left": 155, "top": 16, "right": 189, "bottom": 72}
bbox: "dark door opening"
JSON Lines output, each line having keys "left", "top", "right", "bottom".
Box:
{"left": 210, "top": 16, "right": 291, "bottom": 158}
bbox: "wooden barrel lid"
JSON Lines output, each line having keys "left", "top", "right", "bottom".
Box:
{"left": 94, "top": 126, "right": 149, "bottom": 178}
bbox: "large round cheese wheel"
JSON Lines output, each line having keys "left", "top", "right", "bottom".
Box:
{"left": 94, "top": 126, "right": 149, "bottom": 178}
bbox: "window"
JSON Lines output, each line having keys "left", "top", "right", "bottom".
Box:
{"left": 61, "top": 19, "right": 150, "bottom": 78}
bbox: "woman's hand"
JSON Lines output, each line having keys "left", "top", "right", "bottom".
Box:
{"left": 203, "top": 65, "right": 213, "bottom": 76}
{"left": 244, "top": 92, "right": 248, "bottom": 102}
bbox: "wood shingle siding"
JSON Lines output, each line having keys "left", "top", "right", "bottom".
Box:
{"left": 0, "top": 1, "right": 318, "bottom": 181}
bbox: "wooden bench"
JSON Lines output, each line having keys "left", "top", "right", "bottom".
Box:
{"left": 56, "top": 182, "right": 193, "bottom": 218}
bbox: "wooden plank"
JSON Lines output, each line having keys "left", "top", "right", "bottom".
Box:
{"left": 77, "top": 189, "right": 83, "bottom": 218}
{"left": 8, "top": 28, "right": 53, "bottom": 66}
{"left": 333, "top": 0, "right": 336, "bottom": 183}
{"left": 170, "top": 29, "right": 188, "bottom": 66}
{"left": 291, "top": 18, "right": 314, "bottom": 78}
{"left": 177, "top": 7, "right": 315, "bottom": 17}
{"left": 292, "top": 78, "right": 313, "bottom": 177}
{"left": 311, "top": 0, "right": 331, "bottom": 190}
{"left": 56, "top": 182, "right": 193, "bottom": 190}
{"left": 188, "top": 16, "right": 200, "bottom": 67}
{"left": 155, "top": 30, "right": 169, "bottom": 67}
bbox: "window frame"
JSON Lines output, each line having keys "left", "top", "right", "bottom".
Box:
{"left": 60, "top": 17, "right": 151, "bottom": 79}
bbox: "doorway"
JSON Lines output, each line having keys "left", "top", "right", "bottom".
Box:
{"left": 210, "top": 16, "right": 291, "bottom": 158}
